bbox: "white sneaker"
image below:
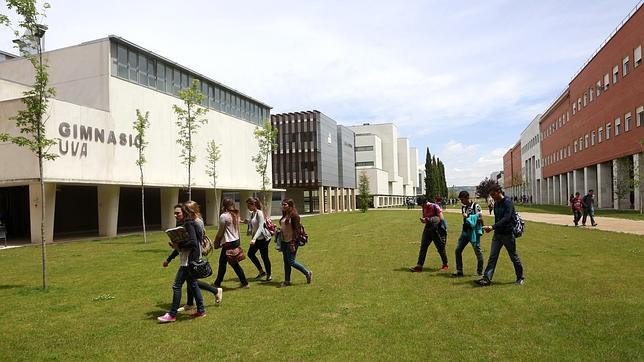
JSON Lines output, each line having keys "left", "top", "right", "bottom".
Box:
{"left": 177, "top": 304, "right": 194, "bottom": 312}
{"left": 215, "top": 288, "right": 223, "bottom": 304}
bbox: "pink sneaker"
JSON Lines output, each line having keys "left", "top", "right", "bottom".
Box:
{"left": 190, "top": 311, "right": 207, "bottom": 318}
{"left": 157, "top": 313, "right": 176, "bottom": 323}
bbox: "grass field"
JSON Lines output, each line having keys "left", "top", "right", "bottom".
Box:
{"left": 0, "top": 210, "right": 642, "bottom": 360}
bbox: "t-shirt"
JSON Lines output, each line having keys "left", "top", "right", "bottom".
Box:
{"left": 422, "top": 202, "right": 442, "bottom": 220}
{"left": 572, "top": 197, "right": 583, "bottom": 212}
{"left": 461, "top": 202, "right": 482, "bottom": 231}
{"left": 219, "top": 212, "right": 240, "bottom": 245}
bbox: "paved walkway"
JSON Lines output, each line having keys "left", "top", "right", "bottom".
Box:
{"left": 444, "top": 208, "right": 644, "bottom": 236}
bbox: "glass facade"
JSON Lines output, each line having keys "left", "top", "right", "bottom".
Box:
{"left": 110, "top": 40, "right": 269, "bottom": 125}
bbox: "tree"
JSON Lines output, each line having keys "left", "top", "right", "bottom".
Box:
{"left": 424, "top": 148, "right": 433, "bottom": 200}
{"left": 133, "top": 109, "right": 150, "bottom": 243}
{"left": 614, "top": 156, "right": 637, "bottom": 209}
{"left": 252, "top": 119, "right": 278, "bottom": 211}
{"left": 0, "top": 0, "right": 55, "bottom": 289}
{"left": 476, "top": 177, "right": 500, "bottom": 199}
{"left": 173, "top": 79, "right": 207, "bottom": 201}
{"left": 205, "top": 140, "right": 221, "bottom": 217}
{"left": 357, "top": 171, "right": 371, "bottom": 212}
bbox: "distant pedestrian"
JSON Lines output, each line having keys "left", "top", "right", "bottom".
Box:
{"left": 582, "top": 190, "right": 598, "bottom": 227}
{"left": 571, "top": 192, "right": 583, "bottom": 226}
{"left": 486, "top": 195, "right": 494, "bottom": 215}
{"left": 452, "top": 191, "right": 484, "bottom": 278}
{"left": 476, "top": 185, "right": 524, "bottom": 286}
{"left": 410, "top": 197, "right": 449, "bottom": 272}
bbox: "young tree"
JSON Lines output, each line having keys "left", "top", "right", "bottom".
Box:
{"left": 358, "top": 171, "right": 371, "bottom": 213}
{"left": 614, "top": 156, "right": 637, "bottom": 209}
{"left": 252, "top": 119, "right": 278, "bottom": 210}
{"left": 205, "top": 140, "right": 221, "bottom": 217}
{"left": 173, "top": 79, "right": 207, "bottom": 201}
{"left": 0, "top": 0, "right": 55, "bottom": 289}
{"left": 476, "top": 177, "right": 500, "bottom": 199}
{"left": 133, "top": 109, "right": 150, "bottom": 243}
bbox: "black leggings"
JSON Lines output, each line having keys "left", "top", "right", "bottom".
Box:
{"left": 248, "top": 238, "right": 271, "bottom": 276}
{"left": 213, "top": 240, "right": 248, "bottom": 287}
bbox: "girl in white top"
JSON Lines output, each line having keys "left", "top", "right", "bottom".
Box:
{"left": 244, "top": 197, "right": 272, "bottom": 281}
{"left": 213, "top": 198, "right": 249, "bottom": 288}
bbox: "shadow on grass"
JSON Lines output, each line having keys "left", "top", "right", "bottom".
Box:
{"left": 392, "top": 267, "right": 441, "bottom": 273}
{"left": 0, "top": 284, "right": 26, "bottom": 290}
{"left": 132, "top": 249, "right": 167, "bottom": 254}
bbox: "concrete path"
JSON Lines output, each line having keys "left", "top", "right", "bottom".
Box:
{"left": 444, "top": 208, "right": 644, "bottom": 236}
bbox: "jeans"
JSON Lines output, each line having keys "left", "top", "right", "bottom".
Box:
{"left": 582, "top": 207, "right": 595, "bottom": 225}
{"left": 282, "top": 242, "right": 310, "bottom": 282}
{"left": 416, "top": 224, "right": 448, "bottom": 267}
{"left": 455, "top": 232, "right": 483, "bottom": 274}
{"left": 248, "top": 237, "right": 272, "bottom": 276}
{"left": 170, "top": 266, "right": 204, "bottom": 316}
{"left": 186, "top": 280, "right": 221, "bottom": 305}
{"left": 483, "top": 233, "right": 524, "bottom": 282}
{"left": 573, "top": 210, "right": 582, "bottom": 225}
{"left": 213, "top": 240, "right": 248, "bottom": 286}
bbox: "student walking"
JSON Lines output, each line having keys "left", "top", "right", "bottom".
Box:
{"left": 244, "top": 197, "right": 272, "bottom": 282}
{"left": 486, "top": 195, "right": 494, "bottom": 215}
{"left": 158, "top": 204, "right": 207, "bottom": 323}
{"left": 477, "top": 185, "right": 524, "bottom": 286}
{"left": 452, "top": 191, "right": 484, "bottom": 277}
{"left": 582, "top": 190, "right": 598, "bottom": 227}
{"left": 213, "top": 198, "right": 249, "bottom": 289}
{"left": 571, "top": 192, "right": 583, "bottom": 226}
{"left": 277, "top": 199, "right": 312, "bottom": 287}
{"left": 410, "top": 197, "right": 449, "bottom": 272}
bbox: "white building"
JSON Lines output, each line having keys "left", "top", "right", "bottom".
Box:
{"left": 349, "top": 123, "right": 415, "bottom": 207}
{"left": 0, "top": 36, "right": 272, "bottom": 243}
{"left": 520, "top": 114, "right": 543, "bottom": 203}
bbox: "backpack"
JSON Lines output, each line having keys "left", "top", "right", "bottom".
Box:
{"left": 264, "top": 217, "right": 277, "bottom": 236}
{"left": 296, "top": 223, "right": 309, "bottom": 246}
{"left": 512, "top": 212, "right": 525, "bottom": 238}
{"left": 201, "top": 234, "right": 214, "bottom": 256}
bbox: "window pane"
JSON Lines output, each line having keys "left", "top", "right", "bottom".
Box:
{"left": 117, "top": 45, "right": 128, "bottom": 78}
{"left": 128, "top": 49, "right": 138, "bottom": 81}
{"left": 138, "top": 54, "right": 147, "bottom": 85}
{"left": 156, "top": 63, "right": 165, "bottom": 92}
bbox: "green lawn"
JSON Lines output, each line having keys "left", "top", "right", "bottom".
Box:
{"left": 515, "top": 203, "right": 644, "bottom": 221}
{"left": 0, "top": 211, "right": 642, "bottom": 360}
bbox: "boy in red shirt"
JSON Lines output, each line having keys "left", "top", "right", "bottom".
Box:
{"left": 410, "top": 197, "right": 449, "bottom": 272}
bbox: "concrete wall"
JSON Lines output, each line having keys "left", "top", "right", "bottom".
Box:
{"left": 337, "top": 125, "right": 356, "bottom": 189}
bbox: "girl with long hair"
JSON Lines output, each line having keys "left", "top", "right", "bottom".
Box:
{"left": 244, "top": 196, "right": 272, "bottom": 281}
{"left": 278, "top": 199, "right": 312, "bottom": 287}
{"left": 213, "top": 198, "right": 249, "bottom": 288}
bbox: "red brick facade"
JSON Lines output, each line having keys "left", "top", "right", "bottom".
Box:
{"left": 503, "top": 142, "right": 522, "bottom": 189}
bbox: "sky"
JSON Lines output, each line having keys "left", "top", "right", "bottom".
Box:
{"left": 1, "top": 0, "right": 641, "bottom": 185}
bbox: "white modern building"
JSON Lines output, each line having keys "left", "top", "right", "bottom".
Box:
{"left": 0, "top": 36, "right": 273, "bottom": 243}
{"left": 348, "top": 123, "right": 416, "bottom": 207}
{"left": 520, "top": 114, "right": 543, "bottom": 203}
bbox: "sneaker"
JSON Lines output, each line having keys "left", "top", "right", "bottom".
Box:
{"left": 265, "top": 275, "right": 273, "bottom": 282}
{"left": 279, "top": 281, "right": 291, "bottom": 288}
{"left": 451, "top": 271, "right": 464, "bottom": 278}
{"left": 255, "top": 271, "right": 267, "bottom": 280}
{"left": 440, "top": 265, "right": 449, "bottom": 271}
{"left": 177, "top": 304, "right": 194, "bottom": 312}
{"left": 306, "top": 271, "right": 313, "bottom": 284}
{"left": 190, "top": 311, "right": 207, "bottom": 318}
{"left": 157, "top": 313, "right": 176, "bottom": 323}
{"left": 409, "top": 265, "right": 423, "bottom": 273}
{"left": 240, "top": 284, "right": 250, "bottom": 289}
{"left": 475, "top": 278, "right": 491, "bottom": 287}
{"left": 515, "top": 278, "right": 525, "bottom": 286}
{"left": 592, "top": 223, "right": 598, "bottom": 227}
{"left": 215, "top": 288, "right": 223, "bottom": 304}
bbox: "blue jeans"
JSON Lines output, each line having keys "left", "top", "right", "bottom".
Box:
{"left": 483, "top": 233, "right": 524, "bottom": 282}
{"left": 455, "top": 232, "right": 484, "bottom": 274}
{"left": 170, "top": 266, "right": 204, "bottom": 316}
{"left": 282, "top": 242, "right": 309, "bottom": 282}
{"left": 582, "top": 207, "right": 595, "bottom": 225}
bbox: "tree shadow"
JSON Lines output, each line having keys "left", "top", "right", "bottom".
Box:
{"left": 0, "top": 284, "right": 26, "bottom": 290}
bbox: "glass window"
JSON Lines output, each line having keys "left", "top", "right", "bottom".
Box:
{"left": 208, "top": 85, "right": 214, "bottom": 108}
{"left": 128, "top": 49, "right": 138, "bottom": 82}
{"left": 604, "top": 74, "right": 609, "bottom": 91}
{"left": 584, "top": 135, "right": 589, "bottom": 148}
{"left": 625, "top": 112, "right": 632, "bottom": 132}
{"left": 201, "top": 81, "right": 208, "bottom": 107}
{"left": 138, "top": 54, "right": 147, "bottom": 86}
{"left": 615, "top": 117, "right": 621, "bottom": 135}
{"left": 635, "top": 45, "right": 642, "bottom": 68}
{"left": 591, "top": 131, "right": 595, "bottom": 145}
{"left": 574, "top": 140, "right": 578, "bottom": 153}
{"left": 623, "top": 56, "right": 630, "bottom": 76}
{"left": 156, "top": 62, "right": 165, "bottom": 92}
{"left": 612, "top": 65, "right": 618, "bottom": 84}
{"left": 583, "top": 93, "right": 587, "bottom": 107}
{"left": 147, "top": 59, "right": 156, "bottom": 88}
{"left": 572, "top": 102, "right": 577, "bottom": 115}
{"left": 172, "top": 69, "right": 181, "bottom": 95}
{"left": 598, "top": 127, "right": 603, "bottom": 143}
{"left": 606, "top": 123, "right": 611, "bottom": 139}
{"left": 637, "top": 106, "right": 644, "bottom": 127}
{"left": 589, "top": 87, "right": 593, "bottom": 102}
{"left": 577, "top": 98, "right": 582, "bottom": 111}
{"left": 596, "top": 80, "right": 601, "bottom": 96}
{"left": 181, "top": 72, "right": 188, "bottom": 90}
{"left": 117, "top": 44, "right": 128, "bottom": 78}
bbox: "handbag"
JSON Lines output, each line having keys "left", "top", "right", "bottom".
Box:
{"left": 225, "top": 246, "right": 246, "bottom": 264}
{"left": 189, "top": 258, "right": 213, "bottom": 279}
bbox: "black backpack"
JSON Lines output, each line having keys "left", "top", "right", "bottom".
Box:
{"left": 512, "top": 212, "right": 525, "bottom": 238}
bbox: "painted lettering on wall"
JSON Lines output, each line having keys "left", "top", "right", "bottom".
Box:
{"left": 58, "top": 122, "right": 140, "bottom": 158}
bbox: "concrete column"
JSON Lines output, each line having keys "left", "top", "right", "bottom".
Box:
{"left": 97, "top": 185, "right": 120, "bottom": 237}
{"left": 326, "top": 186, "right": 332, "bottom": 213}
{"left": 553, "top": 175, "right": 560, "bottom": 205}
{"left": 341, "top": 188, "right": 347, "bottom": 211}
{"left": 597, "top": 162, "right": 612, "bottom": 208}
{"left": 634, "top": 153, "right": 643, "bottom": 212}
{"left": 29, "top": 182, "right": 56, "bottom": 244}
{"left": 318, "top": 186, "right": 325, "bottom": 214}
{"left": 161, "top": 187, "right": 179, "bottom": 230}
{"left": 545, "top": 178, "right": 550, "bottom": 204}
{"left": 239, "top": 190, "right": 253, "bottom": 220}
{"left": 205, "top": 189, "right": 222, "bottom": 226}
{"left": 334, "top": 187, "right": 340, "bottom": 213}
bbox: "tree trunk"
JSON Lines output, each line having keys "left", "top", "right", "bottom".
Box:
{"left": 140, "top": 165, "right": 147, "bottom": 243}
{"left": 37, "top": 47, "right": 48, "bottom": 290}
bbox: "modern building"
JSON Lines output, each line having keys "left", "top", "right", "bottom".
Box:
{"left": 409, "top": 147, "right": 423, "bottom": 196}
{"left": 271, "top": 111, "right": 356, "bottom": 214}
{"left": 0, "top": 36, "right": 273, "bottom": 243}
{"left": 348, "top": 123, "right": 416, "bottom": 207}
{"left": 503, "top": 3, "right": 644, "bottom": 210}
{"left": 520, "top": 114, "right": 543, "bottom": 203}
{"left": 502, "top": 142, "right": 522, "bottom": 198}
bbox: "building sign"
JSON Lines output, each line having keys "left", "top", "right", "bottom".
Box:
{"left": 58, "top": 122, "right": 140, "bottom": 158}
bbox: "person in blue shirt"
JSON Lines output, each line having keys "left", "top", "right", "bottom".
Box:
{"left": 476, "top": 185, "right": 525, "bottom": 286}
